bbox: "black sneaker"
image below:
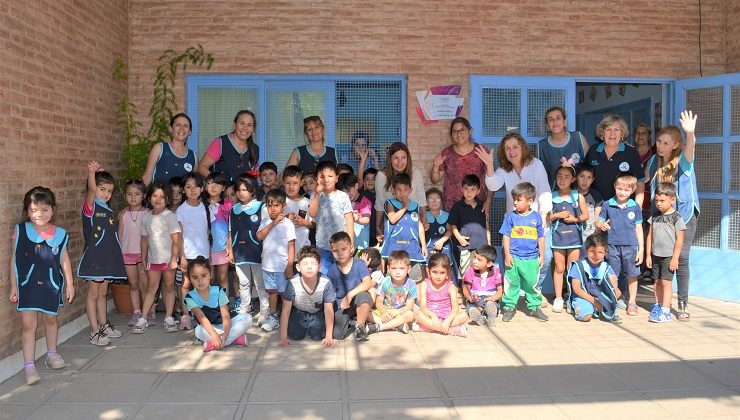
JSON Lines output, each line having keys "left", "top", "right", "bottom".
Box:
{"left": 354, "top": 324, "right": 369, "bottom": 341}
{"left": 502, "top": 307, "right": 516, "bottom": 322}
{"left": 529, "top": 307, "right": 549, "bottom": 322}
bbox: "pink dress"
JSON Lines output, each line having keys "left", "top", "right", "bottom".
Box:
{"left": 424, "top": 277, "right": 453, "bottom": 319}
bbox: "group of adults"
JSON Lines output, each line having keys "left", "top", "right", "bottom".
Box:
{"left": 141, "top": 106, "right": 699, "bottom": 314}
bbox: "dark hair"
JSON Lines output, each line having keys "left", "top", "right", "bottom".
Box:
{"left": 475, "top": 245, "right": 497, "bottom": 265}
{"left": 426, "top": 187, "right": 442, "bottom": 199}
{"left": 554, "top": 164, "right": 576, "bottom": 180}
{"left": 383, "top": 142, "right": 413, "bottom": 190}
{"left": 180, "top": 172, "right": 204, "bottom": 189}
{"left": 654, "top": 182, "right": 677, "bottom": 198}
{"left": 259, "top": 161, "right": 278, "bottom": 174}
{"left": 170, "top": 113, "right": 192, "bottom": 129}
{"left": 303, "top": 172, "right": 316, "bottom": 180}
{"left": 544, "top": 106, "right": 567, "bottom": 124}
{"left": 205, "top": 172, "right": 228, "bottom": 203}
{"left": 337, "top": 163, "right": 354, "bottom": 174}
{"left": 297, "top": 245, "right": 322, "bottom": 263}
{"left": 146, "top": 181, "right": 172, "bottom": 207}
{"left": 364, "top": 168, "right": 378, "bottom": 178}
{"left": 124, "top": 179, "right": 146, "bottom": 195}
{"left": 329, "top": 231, "right": 351, "bottom": 245}
{"left": 351, "top": 130, "right": 370, "bottom": 147}
{"left": 449, "top": 117, "right": 472, "bottom": 136}
{"left": 233, "top": 110, "right": 259, "bottom": 168}
{"left": 187, "top": 255, "right": 210, "bottom": 277}
{"left": 427, "top": 252, "right": 452, "bottom": 275}
{"left": 234, "top": 174, "right": 258, "bottom": 198}
{"left": 358, "top": 247, "right": 381, "bottom": 271}
{"left": 337, "top": 173, "right": 359, "bottom": 191}
{"left": 168, "top": 176, "right": 183, "bottom": 189}
{"left": 392, "top": 172, "right": 412, "bottom": 188}
{"left": 511, "top": 182, "right": 536, "bottom": 201}
{"left": 23, "top": 186, "right": 56, "bottom": 218}
{"left": 575, "top": 163, "right": 596, "bottom": 177}
{"left": 283, "top": 165, "right": 303, "bottom": 180}
{"left": 94, "top": 170, "right": 115, "bottom": 187}
{"left": 462, "top": 174, "right": 480, "bottom": 188}
{"left": 264, "top": 188, "right": 287, "bottom": 205}
{"left": 316, "top": 160, "right": 337, "bottom": 175}
{"left": 388, "top": 249, "right": 410, "bottom": 265}
{"left": 585, "top": 233, "right": 608, "bottom": 250}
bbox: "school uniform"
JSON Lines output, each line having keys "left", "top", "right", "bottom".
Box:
{"left": 567, "top": 259, "right": 619, "bottom": 321}
{"left": 230, "top": 200, "right": 267, "bottom": 315}
{"left": 186, "top": 286, "right": 252, "bottom": 345}
{"left": 599, "top": 198, "right": 642, "bottom": 279}
{"left": 77, "top": 198, "right": 126, "bottom": 280}
{"left": 585, "top": 142, "right": 645, "bottom": 199}
{"left": 551, "top": 189, "right": 583, "bottom": 249}
{"left": 380, "top": 199, "right": 425, "bottom": 263}
{"left": 151, "top": 142, "right": 196, "bottom": 184}
{"left": 14, "top": 222, "right": 69, "bottom": 315}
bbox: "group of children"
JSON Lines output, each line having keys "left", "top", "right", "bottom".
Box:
{"left": 9, "top": 138, "right": 687, "bottom": 386}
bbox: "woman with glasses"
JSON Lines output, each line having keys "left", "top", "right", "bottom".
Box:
{"left": 197, "top": 110, "right": 260, "bottom": 181}
{"left": 143, "top": 113, "right": 197, "bottom": 185}
{"left": 285, "top": 116, "right": 338, "bottom": 175}
{"left": 430, "top": 117, "right": 492, "bottom": 212}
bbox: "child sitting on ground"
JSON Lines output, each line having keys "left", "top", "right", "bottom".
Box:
{"left": 326, "top": 232, "right": 374, "bottom": 341}
{"left": 279, "top": 246, "right": 336, "bottom": 347}
{"left": 185, "top": 256, "right": 251, "bottom": 352}
{"left": 566, "top": 233, "right": 622, "bottom": 323}
{"left": 462, "top": 245, "right": 502, "bottom": 327}
{"left": 369, "top": 250, "right": 418, "bottom": 334}
{"left": 414, "top": 253, "right": 468, "bottom": 336}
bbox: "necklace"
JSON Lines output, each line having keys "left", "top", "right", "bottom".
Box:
{"left": 128, "top": 209, "right": 141, "bottom": 223}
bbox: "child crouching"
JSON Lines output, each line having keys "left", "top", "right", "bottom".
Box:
{"left": 186, "top": 257, "right": 251, "bottom": 352}
{"left": 279, "top": 246, "right": 336, "bottom": 347}
{"left": 567, "top": 234, "right": 622, "bottom": 323}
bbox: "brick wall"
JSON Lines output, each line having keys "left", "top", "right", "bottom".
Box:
{"left": 0, "top": 0, "right": 128, "bottom": 359}
{"left": 727, "top": 0, "right": 740, "bottom": 72}
{"left": 127, "top": 0, "right": 728, "bottom": 176}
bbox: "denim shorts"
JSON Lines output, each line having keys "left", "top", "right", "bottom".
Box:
{"left": 262, "top": 270, "right": 288, "bottom": 293}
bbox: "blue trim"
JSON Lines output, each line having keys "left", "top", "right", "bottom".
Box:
{"left": 94, "top": 229, "right": 106, "bottom": 247}
{"left": 185, "top": 74, "right": 407, "bottom": 160}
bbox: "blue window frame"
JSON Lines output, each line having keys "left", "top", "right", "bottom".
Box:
{"left": 185, "top": 75, "right": 406, "bottom": 170}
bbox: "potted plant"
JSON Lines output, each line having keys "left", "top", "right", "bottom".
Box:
{"left": 110, "top": 46, "right": 214, "bottom": 314}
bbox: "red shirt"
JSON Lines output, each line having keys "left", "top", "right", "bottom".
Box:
{"left": 439, "top": 143, "right": 489, "bottom": 211}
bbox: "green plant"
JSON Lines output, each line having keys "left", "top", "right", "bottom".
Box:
{"left": 114, "top": 45, "right": 214, "bottom": 182}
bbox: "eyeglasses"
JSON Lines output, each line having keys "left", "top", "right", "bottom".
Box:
{"left": 635, "top": 131, "right": 650, "bottom": 136}
{"left": 451, "top": 129, "right": 468, "bottom": 136}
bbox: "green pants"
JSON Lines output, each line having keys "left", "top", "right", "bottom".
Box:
{"left": 502, "top": 257, "right": 542, "bottom": 310}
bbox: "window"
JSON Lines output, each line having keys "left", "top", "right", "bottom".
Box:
{"left": 470, "top": 76, "right": 575, "bottom": 245}
{"left": 186, "top": 75, "right": 406, "bottom": 170}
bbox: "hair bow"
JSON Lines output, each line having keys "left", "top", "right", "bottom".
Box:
{"left": 560, "top": 156, "right": 575, "bottom": 168}
{"left": 245, "top": 169, "right": 260, "bottom": 177}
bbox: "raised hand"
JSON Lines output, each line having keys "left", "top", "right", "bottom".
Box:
{"left": 433, "top": 153, "right": 446, "bottom": 171}
{"left": 679, "top": 110, "right": 697, "bottom": 134}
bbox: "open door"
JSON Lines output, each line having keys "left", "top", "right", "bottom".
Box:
{"left": 673, "top": 72, "right": 740, "bottom": 300}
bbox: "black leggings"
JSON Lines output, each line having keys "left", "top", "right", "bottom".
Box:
{"left": 676, "top": 216, "right": 697, "bottom": 305}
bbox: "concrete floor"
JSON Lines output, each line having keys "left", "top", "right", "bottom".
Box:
{"left": 1, "top": 288, "right": 739, "bottom": 420}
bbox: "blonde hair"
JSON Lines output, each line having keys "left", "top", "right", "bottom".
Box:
{"left": 654, "top": 125, "right": 683, "bottom": 183}
{"left": 596, "top": 114, "right": 629, "bottom": 140}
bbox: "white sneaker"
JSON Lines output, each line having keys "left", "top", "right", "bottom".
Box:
{"left": 261, "top": 314, "right": 279, "bottom": 332}
{"left": 164, "top": 316, "right": 178, "bottom": 333}
{"left": 256, "top": 310, "right": 270, "bottom": 327}
{"left": 552, "top": 298, "right": 564, "bottom": 313}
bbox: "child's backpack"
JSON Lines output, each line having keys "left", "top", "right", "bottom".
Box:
{"left": 565, "top": 260, "right": 619, "bottom": 320}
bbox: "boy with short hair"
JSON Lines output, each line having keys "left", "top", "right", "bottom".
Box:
{"left": 338, "top": 173, "right": 372, "bottom": 251}
{"left": 448, "top": 174, "right": 488, "bottom": 282}
{"left": 257, "top": 161, "right": 279, "bottom": 200}
{"left": 567, "top": 233, "right": 623, "bottom": 323}
{"left": 283, "top": 165, "right": 314, "bottom": 251}
{"left": 380, "top": 173, "right": 428, "bottom": 281}
{"left": 308, "top": 161, "right": 354, "bottom": 274}
{"left": 370, "top": 250, "right": 417, "bottom": 335}
{"left": 326, "top": 232, "right": 374, "bottom": 341}
{"left": 596, "top": 172, "right": 644, "bottom": 316}
{"left": 279, "top": 245, "right": 336, "bottom": 347}
{"left": 462, "top": 245, "right": 503, "bottom": 326}
{"left": 500, "top": 182, "right": 548, "bottom": 322}
{"left": 256, "top": 189, "right": 296, "bottom": 332}
{"left": 645, "top": 182, "right": 686, "bottom": 323}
